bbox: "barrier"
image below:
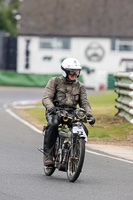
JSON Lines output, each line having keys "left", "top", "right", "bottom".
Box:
{"left": 114, "top": 72, "right": 133, "bottom": 124}
{"left": 108, "top": 74, "right": 115, "bottom": 89}
{"left": 0, "top": 70, "right": 83, "bottom": 87}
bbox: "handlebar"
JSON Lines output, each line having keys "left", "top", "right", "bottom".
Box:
{"left": 87, "top": 119, "right": 92, "bottom": 122}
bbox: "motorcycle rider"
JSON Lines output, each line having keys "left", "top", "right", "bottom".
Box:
{"left": 42, "top": 57, "right": 95, "bottom": 166}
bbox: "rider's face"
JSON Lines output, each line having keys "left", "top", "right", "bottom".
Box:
{"left": 68, "top": 70, "right": 79, "bottom": 80}
{"left": 68, "top": 74, "right": 77, "bottom": 80}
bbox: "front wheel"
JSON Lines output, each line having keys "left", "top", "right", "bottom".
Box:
{"left": 67, "top": 138, "right": 85, "bottom": 182}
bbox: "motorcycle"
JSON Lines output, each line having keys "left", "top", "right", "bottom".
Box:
{"left": 38, "top": 107, "right": 91, "bottom": 182}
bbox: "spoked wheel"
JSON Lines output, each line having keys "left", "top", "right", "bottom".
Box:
{"left": 67, "top": 138, "right": 85, "bottom": 182}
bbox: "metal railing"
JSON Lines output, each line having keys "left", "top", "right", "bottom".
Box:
{"left": 114, "top": 72, "right": 133, "bottom": 124}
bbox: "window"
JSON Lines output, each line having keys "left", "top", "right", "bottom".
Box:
{"left": 111, "top": 39, "right": 116, "bottom": 51}
{"left": 111, "top": 39, "right": 133, "bottom": 52}
{"left": 40, "top": 37, "right": 70, "bottom": 50}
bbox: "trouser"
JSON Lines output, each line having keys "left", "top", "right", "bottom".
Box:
{"left": 43, "top": 113, "right": 88, "bottom": 156}
{"left": 44, "top": 113, "right": 59, "bottom": 156}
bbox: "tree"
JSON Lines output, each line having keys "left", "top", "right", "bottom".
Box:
{"left": 0, "top": 0, "right": 20, "bottom": 36}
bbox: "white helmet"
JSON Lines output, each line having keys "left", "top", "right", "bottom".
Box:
{"left": 61, "top": 57, "right": 82, "bottom": 77}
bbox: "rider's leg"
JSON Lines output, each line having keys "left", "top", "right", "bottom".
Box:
{"left": 43, "top": 113, "right": 59, "bottom": 165}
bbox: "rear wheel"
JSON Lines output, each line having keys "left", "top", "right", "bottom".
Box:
{"left": 67, "top": 138, "right": 85, "bottom": 182}
{"left": 44, "top": 164, "right": 55, "bottom": 176}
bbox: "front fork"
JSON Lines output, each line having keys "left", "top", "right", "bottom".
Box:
{"left": 70, "top": 134, "right": 76, "bottom": 157}
{"left": 57, "top": 137, "right": 63, "bottom": 163}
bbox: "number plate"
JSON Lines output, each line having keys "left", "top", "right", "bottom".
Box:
{"left": 72, "top": 126, "right": 87, "bottom": 141}
{"left": 72, "top": 126, "right": 83, "bottom": 133}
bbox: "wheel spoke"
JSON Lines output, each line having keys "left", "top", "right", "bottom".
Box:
{"left": 67, "top": 139, "right": 85, "bottom": 182}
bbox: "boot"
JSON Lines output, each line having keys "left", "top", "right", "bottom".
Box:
{"left": 44, "top": 155, "right": 54, "bottom": 166}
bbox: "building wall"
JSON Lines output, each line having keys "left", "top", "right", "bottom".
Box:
{"left": 17, "top": 36, "right": 133, "bottom": 90}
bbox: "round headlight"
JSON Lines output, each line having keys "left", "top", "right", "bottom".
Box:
{"left": 76, "top": 108, "right": 86, "bottom": 119}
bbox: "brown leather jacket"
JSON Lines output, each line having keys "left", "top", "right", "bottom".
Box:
{"left": 42, "top": 76, "right": 92, "bottom": 115}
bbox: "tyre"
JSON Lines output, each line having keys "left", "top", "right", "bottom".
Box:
{"left": 67, "top": 138, "right": 85, "bottom": 182}
{"left": 44, "top": 164, "right": 55, "bottom": 176}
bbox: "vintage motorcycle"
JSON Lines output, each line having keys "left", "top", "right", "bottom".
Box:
{"left": 39, "top": 107, "right": 91, "bottom": 182}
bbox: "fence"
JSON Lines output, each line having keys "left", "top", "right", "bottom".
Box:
{"left": 114, "top": 72, "right": 133, "bottom": 124}
{"left": 0, "top": 70, "right": 83, "bottom": 87}
{"left": 0, "top": 70, "right": 60, "bottom": 87}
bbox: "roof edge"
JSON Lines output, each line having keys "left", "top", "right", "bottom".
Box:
{"left": 18, "top": 33, "right": 133, "bottom": 39}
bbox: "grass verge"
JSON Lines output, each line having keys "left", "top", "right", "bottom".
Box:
{"left": 16, "top": 90, "right": 133, "bottom": 145}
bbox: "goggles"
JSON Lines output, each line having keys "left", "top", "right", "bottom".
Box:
{"left": 68, "top": 70, "right": 80, "bottom": 77}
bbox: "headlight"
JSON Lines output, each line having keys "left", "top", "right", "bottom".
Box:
{"left": 76, "top": 108, "right": 86, "bottom": 119}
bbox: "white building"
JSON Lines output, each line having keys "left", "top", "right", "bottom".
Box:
{"left": 17, "top": 0, "right": 133, "bottom": 90}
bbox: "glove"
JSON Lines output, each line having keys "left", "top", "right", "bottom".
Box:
{"left": 87, "top": 114, "right": 95, "bottom": 126}
{"left": 48, "top": 106, "right": 59, "bottom": 115}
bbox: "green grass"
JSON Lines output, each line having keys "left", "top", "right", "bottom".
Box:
{"left": 88, "top": 90, "right": 117, "bottom": 115}
{"left": 86, "top": 90, "right": 133, "bottom": 140}
{"left": 25, "top": 106, "right": 46, "bottom": 123}
{"left": 22, "top": 90, "right": 133, "bottom": 141}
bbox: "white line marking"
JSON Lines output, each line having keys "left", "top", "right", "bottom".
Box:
{"left": 6, "top": 108, "right": 42, "bottom": 134}
{"left": 5, "top": 108, "right": 133, "bottom": 164}
{"left": 86, "top": 149, "right": 133, "bottom": 164}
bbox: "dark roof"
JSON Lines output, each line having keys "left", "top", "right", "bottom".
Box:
{"left": 19, "top": 0, "right": 133, "bottom": 38}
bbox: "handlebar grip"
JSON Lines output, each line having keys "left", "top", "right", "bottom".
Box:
{"left": 87, "top": 119, "right": 92, "bottom": 122}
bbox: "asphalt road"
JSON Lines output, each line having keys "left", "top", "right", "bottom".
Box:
{"left": 0, "top": 87, "right": 133, "bottom": 200}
